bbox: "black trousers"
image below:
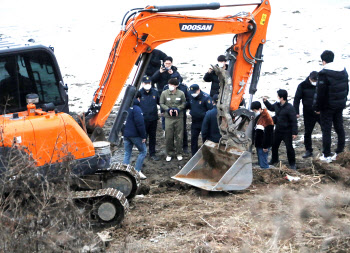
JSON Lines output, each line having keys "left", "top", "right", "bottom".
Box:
{"left": 320, "top": 109, "right": 345, "bottom": 157}
{"left": 303, "top": 110, "right": 320, "bottom": 152}
{"left": 145, "top": 119, "right": 157, "bottom": 156}
{"left": 271, "top": 131, "right": 296, "bottom": 166}
{"left": 191, "top": 122, "right": 202, "bottom": 156}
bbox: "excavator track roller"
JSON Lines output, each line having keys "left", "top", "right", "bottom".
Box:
{"left": 72, "top": 188, "right": 128, "bottom": 228}
{"left": 100, "top": 163, "right": 140, "bottom": 200}
{"left": 104, "top": 172, "right": 135, "bottom": 199}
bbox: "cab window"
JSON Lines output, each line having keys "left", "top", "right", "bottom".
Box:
{"left": 0, "top": 50, "right": 64, "bottom": 114}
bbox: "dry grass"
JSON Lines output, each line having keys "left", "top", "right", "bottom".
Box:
{"left": 0, "top": 148, "right": 101, "bottom": 252}
{"left": 110, "top": 168, "right": 350, "bottom": 253}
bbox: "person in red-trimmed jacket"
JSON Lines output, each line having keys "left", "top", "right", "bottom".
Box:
{"left": 251, "top": 101, "right": 274, "bottom": 169}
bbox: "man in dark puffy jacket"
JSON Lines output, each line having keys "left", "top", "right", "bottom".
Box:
{"left": 264, "top": 89, "right": 298, "bottom": 170}
{"left": 201, "top": 94, "right": 221, "bottom": 143}
{"left": 313, "top": 50, "right": 349, "bottom": 162}
{"left": 123, "top": 98, "right": 147, "bottom": 179}
{"left": 188, "top": 84, "right": 213, "bottom": 156}
{"left": 203, "top": 55, "right": 227, "bottom": 97}
{"left": 139, "top": 76, "right": 160, "bottom": 161}
{"left": 251, "top": 101, "right": 274, "bottom": 169}
{"left": 293, "top": 71, "right": 320, "bottom": 158}
{"left": 151, "top": 56, "right": 183, "bottom": 97}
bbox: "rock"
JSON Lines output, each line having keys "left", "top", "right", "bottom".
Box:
{"left": 137, "top": 184, "right": 150, "bottom": 195}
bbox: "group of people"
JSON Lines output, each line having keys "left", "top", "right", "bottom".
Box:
{"left": 122, "top": 49, "right": 349, "bottom": 178}
{"left": 251, "top": 50, "right": 349, "bottom": 170}
{"left": 122, "top": 52, "right": 227, "bottom": 178}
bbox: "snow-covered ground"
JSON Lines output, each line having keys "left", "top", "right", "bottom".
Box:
{"left": 1, "top": 0, "right": 349, "bottom": 113}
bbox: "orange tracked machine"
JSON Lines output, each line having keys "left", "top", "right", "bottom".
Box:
{"left": 0, "top": 1, "right": 271, "bottom": 226}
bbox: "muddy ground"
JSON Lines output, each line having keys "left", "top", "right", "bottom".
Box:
{"left": 103, "top": 112, "right": 350, "bottom": 252}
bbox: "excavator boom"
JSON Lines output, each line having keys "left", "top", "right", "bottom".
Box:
{"left": 87, "top": 1, "right": 271, "bottom": 132}
{"left": 85, "top": 1, "right": 271, "bottom": 191}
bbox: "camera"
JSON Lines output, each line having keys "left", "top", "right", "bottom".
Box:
{"left": 162, "top": 64, "right": 170, "bottom": 71}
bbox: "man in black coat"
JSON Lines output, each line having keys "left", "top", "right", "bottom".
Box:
{"left": 201, "top": 94, "right": 222, "bottom": 143}
{"left": 264, "top": 89, "right": 298, "bottom": 170}
{"left": 138, "top": 76, "right": 160, "bottom": 161}
{"left": 151, "top": 56, "right": 183, "bottom": 97}
{"left": 293, "top": 71, "right": 320, "bottom": 158}
{"left": 203, "top": 55, "right": 227, "bottom": 97}
{"left": 188, "top": 84, "right": 213, "bottom": 156}
{"left": 313, "top": 50, "right": 349, "bottom": 162}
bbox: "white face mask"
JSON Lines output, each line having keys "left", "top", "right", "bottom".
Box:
{"left": 169, "top": 85, "right": 175, "bottom": 91}
{"left": 254, "top": 111, "right": 260, "bottom": 117}
{"left": 144, "top": 84, "right": 151, "bottom": 90}
{"left": 191, "top": 93, "right": 199, "bottom": 98}
{"left": 218, "top": 62, "right": 226, "bottom": 68}
{"left": 311, "top": 81, "right": 317, "bottom": 86}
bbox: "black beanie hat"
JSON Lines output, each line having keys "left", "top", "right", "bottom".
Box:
{"left": 250, "top": 101, "right": 262, "bottom": 110}
{"left": 217, "top": 55, "right": 226, "bottom": 62}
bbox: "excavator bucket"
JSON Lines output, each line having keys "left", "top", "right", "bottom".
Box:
{"left": 172, "top": 141, "right": 253, "bottom": 191}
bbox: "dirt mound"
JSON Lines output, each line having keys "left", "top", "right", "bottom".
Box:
{"left": 313, "top": 152, "right": 350, "bottom": 186}
{"left": 252, "top": 165, "right": 299, "bottom": 185}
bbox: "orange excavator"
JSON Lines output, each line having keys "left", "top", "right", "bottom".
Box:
{"left": 0, "top": 1, "right": 270, "bottom": 227}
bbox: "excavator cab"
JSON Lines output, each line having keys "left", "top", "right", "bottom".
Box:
{"left": 0, "top": 43, "right": 68, "bottom": 114}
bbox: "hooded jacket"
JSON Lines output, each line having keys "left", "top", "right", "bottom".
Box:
{"left": 313, "top": 62, "right": 349, "bottom": 111}
{"left": 201, "top": 105, "right": 222, "bottom": 143}
{"left": 123, "top": 99, "right": 147, "bottom": 139}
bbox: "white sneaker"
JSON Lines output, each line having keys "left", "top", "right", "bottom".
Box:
{"left": 166, "top": 156, "right": 172, "bottom": 162}
{"left": 163, "top": 131, "right": 166, "bottom": 138}
{"left": 177, "top": 155, "right": 183, "bottom": 161}
{"left": 139, "top": 171, "right": 147, "bottom": 180}
{"left": 331, "top": 153, "right": 337, "bottom": 161}
{"left": 319, "top": 154, "right": 332, "bottom": 163}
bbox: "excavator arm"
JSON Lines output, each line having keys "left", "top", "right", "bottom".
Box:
{"left": 86, "top": 1, "right": 271, "bottom": 145}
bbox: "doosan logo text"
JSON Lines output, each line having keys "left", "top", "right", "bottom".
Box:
{"left": 179, "top": 23, "right": 214, "bottom": 32}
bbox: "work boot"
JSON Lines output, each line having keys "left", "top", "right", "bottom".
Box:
{"left": 290, "top": 164, "right": 297, "bottom": 170}
{"left": 302, "top": 150, "right": 313, "bottom": 158}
